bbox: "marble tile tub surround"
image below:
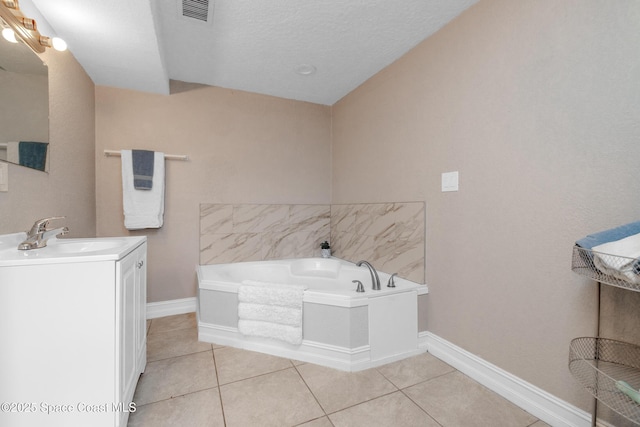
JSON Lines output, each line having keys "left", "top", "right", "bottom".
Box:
{"left": 331, "top": 202, "right": 425, "bottom": 283}
{"left": 200, "top": 204, "right": 331, "bottom": 264}
{"left": 199, "top": 202, "right": 425, "bottom": 282}
{"left": 199, "top": 202, "right": 425, "bottom": 283}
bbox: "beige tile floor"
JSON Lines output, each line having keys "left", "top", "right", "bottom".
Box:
{"left": 128, "top": 313, "right": 551, "bottom": 427}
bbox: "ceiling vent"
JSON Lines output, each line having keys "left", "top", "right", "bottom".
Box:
{"left": 182, "top": 0, "right": 211, "bottom": 22}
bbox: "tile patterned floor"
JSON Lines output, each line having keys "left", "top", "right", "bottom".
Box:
{"left": 128, "top": 313, "right": 551, "bottom": 427}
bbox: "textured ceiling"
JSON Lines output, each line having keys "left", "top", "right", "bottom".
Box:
{"left": 29, "top": 0, "right": 478, "bottom": 105}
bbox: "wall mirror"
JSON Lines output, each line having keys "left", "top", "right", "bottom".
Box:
{"left": 0, "top": 37, "right": 49, "bottom": 172}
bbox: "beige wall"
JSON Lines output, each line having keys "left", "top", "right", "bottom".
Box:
{"left": 332, "top": 0, "right": 640, "bottom": 411}
{"left": 0, "top": 49, "right": 96, "bottom": 237}
{"left": 95, "top": 81, "right": 331, "bottom": 302}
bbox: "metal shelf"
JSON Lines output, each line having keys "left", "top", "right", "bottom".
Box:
{"left": 571, "top": 244, "right": 640, "bottom": 425}
{"left": 572, "top": 246, "right": 640, "bottom": 292}
{"left": 569, "top": 337, "right": 640, "bottom": 425}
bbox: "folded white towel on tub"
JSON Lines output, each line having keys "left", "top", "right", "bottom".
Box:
{"left": 237, "top": 280, "right": 306, "bottom": 346}
{"left": 238, "top": 280, "right": 305, "bottom": 308}
{"left": 238, "top": 320, "right": 303, "bottom": 346}
{"left": 238, "top": 302, "right": 302, "bottom": 327}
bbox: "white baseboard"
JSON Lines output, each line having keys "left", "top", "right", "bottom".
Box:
{"left": 425, "top": 332, "right": 592, "bottom": 427}
{"left": 418, "top": 330, "right": 429, "bottom": 349}
{"left": 146, "top": 297, "right": 197, "bottom": 319}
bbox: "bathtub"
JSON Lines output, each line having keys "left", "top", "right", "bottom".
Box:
{"left": 197, "top": 257, "right": 429, "bottom": 371}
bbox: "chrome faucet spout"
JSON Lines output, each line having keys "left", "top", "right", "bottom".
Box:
{"left": 18, "top": 217, "right": 69, "bottom": 250}
{"left": 42, "top": 227, "right": 69, "bottom": 241}
{"left": 356, "top": 260, "right": 380, "bottom": 290}
{"left": 387, "top": 273, "right": 398, "bottom": 288}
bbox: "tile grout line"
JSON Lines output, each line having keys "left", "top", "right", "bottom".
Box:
{"left": 210, "top": 346, "right": 228, "bottom": 427}
{"left": 146, "top": 348, "right": 212, "bottom": 364}
{"left": 292, "top": 415, "right": 334, "bottom": 427}
{"left": 373, "top": 365, "right": 402, "bottom": 391}
{"left": 132, "top": 386, "right": 220, "bottom": 409}
{"left": 398, "top": 388, "right": 444, "bottom": 427}
{"left": 291, "top": 362, "right": 333, "bottom": 425}
{"left": 216, "top": 363, "right": 298, "bottom": 388}
{"left": 393, "top": 369, "right": 459, "bottom": 427}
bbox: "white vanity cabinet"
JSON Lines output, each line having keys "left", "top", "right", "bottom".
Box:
{"left": 0, "top": 236, "right": 147, "bottom": 427}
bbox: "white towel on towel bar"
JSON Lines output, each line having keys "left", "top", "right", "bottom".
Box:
{"left": 121, "top": 150, "right": 165, "bottom": 230}
{"left": 237, "top": 280, "right": 305, "bottom": 346}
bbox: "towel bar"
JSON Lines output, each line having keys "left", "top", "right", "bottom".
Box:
{"left": 104, "top": 149, "right": 189, "bottom": 161}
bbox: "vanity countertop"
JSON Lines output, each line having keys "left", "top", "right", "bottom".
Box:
{"left": 0, "top": 233, "right": 146, "bottom": 267}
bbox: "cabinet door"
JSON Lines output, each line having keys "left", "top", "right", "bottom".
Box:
{"left": 117, "top": 252, "right": 138, "bottom": 411}
{"left": 135, "top": 244, "right": 147, "bottom": 371}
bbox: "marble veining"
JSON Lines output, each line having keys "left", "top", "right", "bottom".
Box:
{"left": 199, "top": 204, "right": 233, "bottom": 235}
{"left": 232, "top": 204, "right": 290, "bottom": 233}
{"left": 200, "top": 204, "right": 330, "bottom": 264}
{"left": 331, "top": 202, "right": 425, "bottom": 283}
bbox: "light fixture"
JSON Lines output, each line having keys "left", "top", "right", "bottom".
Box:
{"left": 1, "top": 26, "right": 16, "bottom": 42}
{"left": 39, "top": 35, "right": 67, "bottom": 52}
{"left": 0, "top": 0, "right": 66, "bottom": 53}
{"left": 51, "top": 37, "right": 66, "bottom": 51}
{"left": 295, "top": 64, "right": 317, "bottom": 76}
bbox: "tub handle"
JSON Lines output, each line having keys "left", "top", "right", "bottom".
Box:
{"left": 387, "top": 273, "right": 398, "bottom": 288}
{"left": 352, "top": 280, "right": 365, "bottom": 293}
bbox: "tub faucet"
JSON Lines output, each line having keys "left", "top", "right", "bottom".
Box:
{"left": 356, "top": 260, "right": 380, "bottom": 290}
{"left": 387, "top": 273, "right": 398, "bottom": 288}
{"left": 18, "top": 216, "right": 69, "bottom": 250}
{"left": 352, "top": 280, "right": 365, "bottom": 293}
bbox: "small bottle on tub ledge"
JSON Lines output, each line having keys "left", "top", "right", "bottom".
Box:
{"left": 320, "top": 241, "right": 331, "bottom": 258}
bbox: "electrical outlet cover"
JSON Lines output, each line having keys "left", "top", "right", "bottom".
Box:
{"left": 441, "top": 171, "right": 458, "bottom": 192}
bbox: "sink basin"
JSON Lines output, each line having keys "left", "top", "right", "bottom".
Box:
{"left": 46, "top": 239, "right": 128, "bottom": 254}
{"left": 0, "top": 234, "right": 146, "bottom": 266}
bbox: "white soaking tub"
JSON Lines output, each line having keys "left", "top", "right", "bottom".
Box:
{"left": 197, "top": 257, "right": 428, "bottom": 371}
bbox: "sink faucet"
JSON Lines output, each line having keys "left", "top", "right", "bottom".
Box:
{"left": 18, "top": 217, "right": 69, "bottom": 250}
{"left": 356, "top": 260, "right": 380, "bottom": 290}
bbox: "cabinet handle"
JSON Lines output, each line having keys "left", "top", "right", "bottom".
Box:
{"left": 137, "top": 260, "right": 144, "bottom": 269}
